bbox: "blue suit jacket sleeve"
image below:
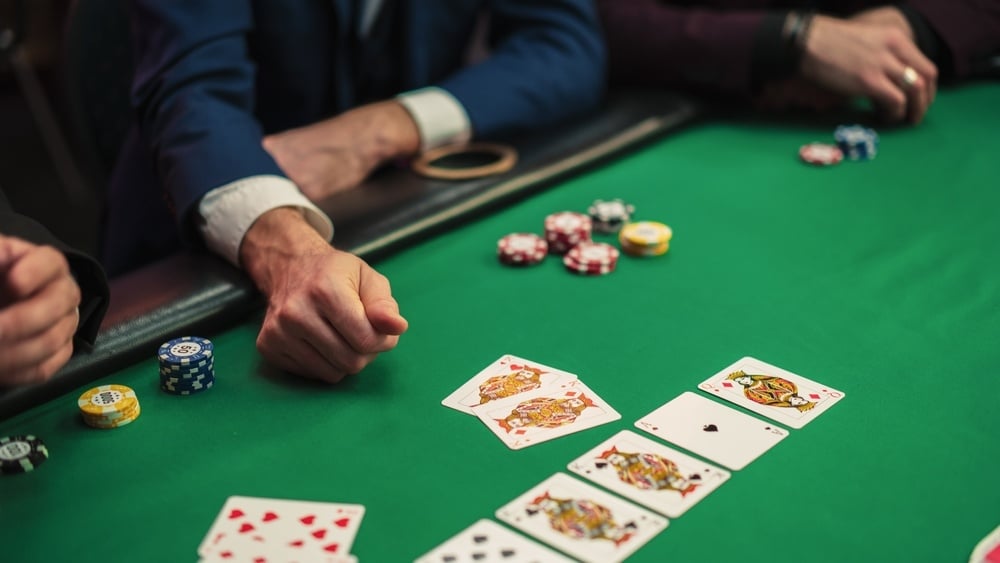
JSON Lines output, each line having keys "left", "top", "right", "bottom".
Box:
{"left": 129, "top": 1, "right": 285, "bottom": 225}
{"left": 437, "top": 1, "right": 606, "bottom": 138}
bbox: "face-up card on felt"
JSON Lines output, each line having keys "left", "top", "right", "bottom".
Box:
{"left": 698, "top": 356, "right": 845, "bottom": 429}
{"left": 495, "top": 473, "right": 668, "bottom": 563}
{"left": 415, "top": 519, "right": 575, "bottom": 563}
{"left": 199, "top": 555, "right": 357, "bottom": 563}
{"left": 442, "top": 354, "right": 579, "bottom": 415}
{"left": 474, "top": 379, "right": 621, "bottom": 450}
{"left": 197, "top": 496, "right": 364, "bottom": 562}
{"left": 635, "top": 392, "right": 788, "bottom": 470}
{"left": 567, "top": 430, "right": 730, "bottom": 518}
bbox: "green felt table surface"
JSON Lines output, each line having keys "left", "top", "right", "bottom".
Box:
{"left": 2, "top": 84, "right": 998, "bottom": 563}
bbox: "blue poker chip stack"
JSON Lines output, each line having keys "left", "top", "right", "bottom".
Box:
{"left": 834, "top": 124, "right": 879, "bottom": 161}
{"left": 158, "top": 336, "right": 215, "bottom": 395}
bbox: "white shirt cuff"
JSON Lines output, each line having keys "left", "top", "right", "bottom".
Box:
{"left": 396, "top": 87, "right": 473, "bottom": 152}
{"left": 197, "top": 175, "right": 334, "bottom": 267}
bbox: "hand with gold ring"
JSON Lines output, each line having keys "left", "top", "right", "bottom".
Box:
{"left": 851, "top": 7, "right": 937, "bottom": 104}
{"left": 799, "top": 12, "right": 938, "bottom": 124}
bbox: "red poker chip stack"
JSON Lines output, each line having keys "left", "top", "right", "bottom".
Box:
{"left": 563, "top": 241, "right": 619, "bottom": 276}
{"left": 799, "top": 143, "right": 843, "bottom": 166}
{"left": 497, "top": 233, "right": 548, "bottom": 266}
{"left": 544, "top": 212, "right": 592, "bottom": 254}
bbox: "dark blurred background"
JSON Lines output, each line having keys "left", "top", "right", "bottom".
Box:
{"left": 1, "top": 0, "right": 102, "bottom": 256}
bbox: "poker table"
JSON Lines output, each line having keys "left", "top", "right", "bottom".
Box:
{"left": 2, "top": 83, "right": 998, "bottom": 563}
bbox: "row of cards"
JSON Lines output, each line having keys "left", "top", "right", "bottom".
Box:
{"left": 421, "top": 355, "right": 847, "bottom": 561}
{"left": 418, "top": 428, "right": 737, "bottom": 563}
{"left": 442, "top": 354, "right": 845, "bottom": 457}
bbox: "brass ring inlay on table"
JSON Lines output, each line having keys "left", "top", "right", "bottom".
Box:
{"left": 412, "top": 142, "right": 518, "bottom": 181}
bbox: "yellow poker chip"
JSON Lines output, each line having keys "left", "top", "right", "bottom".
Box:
{"left": 77, "top": 385, "right": 138, "bottom": 417}
{"left": 621, "top": 239, "right": 670, "bottom": 257}
{"left": 84, "top": 406, "right": 141, "bottom": 429}
{"left": 620, "top": 221, "right": 673, "bottom": 247}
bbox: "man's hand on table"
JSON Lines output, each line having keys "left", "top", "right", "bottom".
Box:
{"left": 239, "top": 208, "right": 408, "bottom": 383}
{"left": 800, "top": 13, "right": 937, "bottom": 124}
{"left": 0, "top": 235, "right": 81, "bottom": 386}
{"left": 262, "top": 100, "right": 421, "bottom": 203}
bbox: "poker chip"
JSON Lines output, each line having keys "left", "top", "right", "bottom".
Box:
{"left": 497, "top": 233, "right": 548, "bottom": 266}
{"left": 563, "top": 242, "right": 619, "bottom": 275}
{"left": 619, "top": 221, "right": 672, "bottom": 257}
{"left": 0, "top": 435, "right": 48, "bottom": 475}
{"left": 544, "top": 212, "right": 592, "bottom": 254}
{"left": 158, "top": 336, "right": 216, "bottom": 395}
{"left": 798, "top": 143, "right": 843, "bottom": 166}
{"left": 833, "top": 124, "right": 879, "bottom": 161}
{"left": 78, "top": 384, "right": 141, "bottom": 429}
{"left": 158, "top": 336, "right": 213, "bottom": 366}
{"left": 588, "top": 199, "right": 635, "bottom": 233}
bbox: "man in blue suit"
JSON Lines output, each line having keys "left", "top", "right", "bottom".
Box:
{"left": 108, "top": 1, "right": 605, "bottom": 383}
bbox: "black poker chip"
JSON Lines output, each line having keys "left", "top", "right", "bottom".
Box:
{"left": 0, "top": 434, "right": 49, "bottom": 475}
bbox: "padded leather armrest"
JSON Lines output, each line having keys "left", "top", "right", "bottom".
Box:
{"left": 0, "top": 91, "right": 698, "bottom": 420}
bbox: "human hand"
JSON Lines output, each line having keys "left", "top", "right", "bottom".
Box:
{"left": 239, "top": 208, "right": 408, "bottom": 383}
{"left": 262, "top": 100, "right": 420, "bottom": 202}
{"left": 0, "top": 235, "right": 81, "bottom": 386}
{"left": 800, "top": 15, "right": 937, "bottom": 123}
{"left": 850, "top": 6, "right": 914, "bottom": 38}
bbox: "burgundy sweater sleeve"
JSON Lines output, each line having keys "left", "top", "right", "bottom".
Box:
{"left": 904, "top": 0, "right": 1000, "bottom": 79}
{"left": 597, "top": 0, "right": 779, "bottom": 98}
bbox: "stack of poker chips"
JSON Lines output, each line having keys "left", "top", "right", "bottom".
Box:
{"left": 158, "top": 336, "right": 216, "bottom": 395}
{"left": 619, "top": 221, "right": 673, "bottom": 257}
{"left": 497, "top": 233, "right": 548, "bottom": 266}
{"left": 544, "top": 211, "right": 592, "bottom": 254}
{"left": 77, "top": 384, "right": 141, "bottom": 429}
{"left": 588, "top": 199, "right": 635, "bottom": 233}
{"left": 798, "top": 142, "right": 844, "bottom": 166}
{"left": 834, "top": 124, "right": 879, "bottom": 161}
{"left": 0, "top": 435, "right": 49, "bottom": 475}
{"left": 563, "top": 241, "right": 619, "bottom": 276}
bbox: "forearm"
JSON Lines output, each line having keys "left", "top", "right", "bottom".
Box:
{"left": 238, "top": 208, "right": 331, "bottom": 294}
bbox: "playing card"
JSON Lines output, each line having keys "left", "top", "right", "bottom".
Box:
{"left": 474, "top": 379, "right": 621, "bottom": 450}
{"left": 197, "top": 496, "right": 364, "bottom": 562}
{"left": 442, "top": 354, "right": 578, "bottom": 415}
{"left": 495, "top": 473, "right": 668, "bottom": 563}
{"left": 969, "top": 523, "right": 1000, "bottom": 563}
{"left": 698, "top": 356, "right": 846, "bottom": 429}
{"left": 567, "top": 430, "right": 730, "bottom": 518}
{"left": 199, "top": 555, "right": 357, "bottom": 563}
{"left": 414, "top": 519, "right": 574, "bottom": 563}
{"left": 635, "top": 392, "right": 788, "bottom": 470}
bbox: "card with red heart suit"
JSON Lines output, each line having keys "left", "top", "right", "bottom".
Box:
{"left": 197, "top": 496, "right": 364, "bottom": 562}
